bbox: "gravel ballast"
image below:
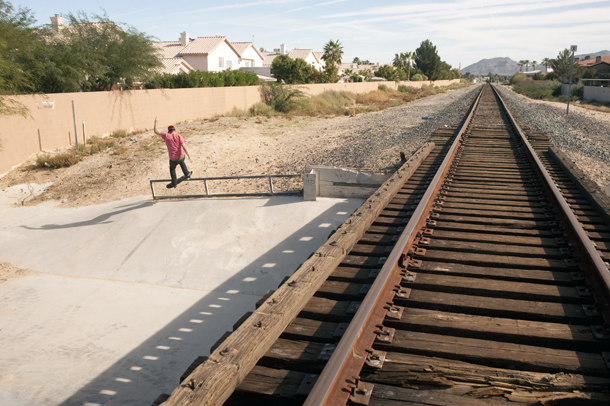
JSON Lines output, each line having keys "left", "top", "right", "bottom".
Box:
{"left": 495, "top": 85, "right": 610, "bottom": 189}
{"left": 278, "top": 84, "right": 482, "bottom": 174}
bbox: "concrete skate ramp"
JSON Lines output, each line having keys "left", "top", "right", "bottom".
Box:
{"left": 0, "top": 193, "right": 362, "bottom": 406}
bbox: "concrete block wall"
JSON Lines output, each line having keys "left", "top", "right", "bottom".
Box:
{"left": 584, "top": 86, "right": 610, "bottom": 103}
{"left": 0, "top": 79, "right": 461, "bottom": 175}
{"left": 303, "top": 166, "right": 391, "bottom": 200}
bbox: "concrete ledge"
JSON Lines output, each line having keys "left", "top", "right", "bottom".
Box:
{"left": 303, "top": 166, "right": 392, "bottom": 200}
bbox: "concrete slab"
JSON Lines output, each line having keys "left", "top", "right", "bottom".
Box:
{"left": 0, "top": 193, "right": 363, "bottom": 406}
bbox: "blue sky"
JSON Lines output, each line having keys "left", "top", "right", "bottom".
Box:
{"left": 16, "top": 0, "right": 610, "bottom": 70}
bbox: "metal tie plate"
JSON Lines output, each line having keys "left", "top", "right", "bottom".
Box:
{"left": 317, "top": 343, "right": 336, "bottom": 361}
{"left": 333, "top": 322, "right": 350, "bottom": 338}
{"left": 296, "top": 374, "right": 318, "bottom": 395}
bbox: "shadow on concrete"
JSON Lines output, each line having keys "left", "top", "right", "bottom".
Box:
{"left": 21, "top": 201, "right": 156, "bottom": 230}
{"left": 56, "top": 198, "right": 360, "bottom": 406}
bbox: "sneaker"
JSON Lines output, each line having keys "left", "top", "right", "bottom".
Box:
{"left": 186, "top": 171, "right": 193, "bottom": 179}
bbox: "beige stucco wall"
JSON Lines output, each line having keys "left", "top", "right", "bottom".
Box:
{"left": 0, "top": 79, "right": 461, "bottom": 175}
{"left": 0, "top": 86, "right": 260, "bottom": 175}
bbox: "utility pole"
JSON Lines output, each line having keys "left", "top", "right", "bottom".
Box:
{"left": 566, "top": 45, "right": 577, "bottom": 115}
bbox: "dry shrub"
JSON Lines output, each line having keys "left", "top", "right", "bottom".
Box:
{"left": 36, "top": 151, "right": 82, "bottom": 168}
{"left": 249, "top": 102, "right": 275, "bottom": 117}
{"left": 110, "top": 129, "right": 129, "bottom": 138}
{"left": 225, "top": 106, "right": 248, "bottom": 117}
{"left": 293, "top": 90, "right": 355, "bottom": 116}
{"left": 80, "top": 136, "right": 115, "bottom": 155}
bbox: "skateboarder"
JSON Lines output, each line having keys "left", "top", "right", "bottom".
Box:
{"left": 154, "top": 117, "right": 193, "bottom": 188}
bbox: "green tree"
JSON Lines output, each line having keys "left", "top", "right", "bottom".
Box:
{"left": 531, "top": 60, "right": 537, "bottom": 70}
{"left": 0, "top": 0, "right": 39, "bottom": 116}
{"left": 518, "top": 60, "right": 525, "bottom": 71}
{"left": 392, "top": 53, "right": 406, "bottom": 70}
{"left": 271, "top": 54, "right": 313, "bottom": 84}
{"left": 352, "top": 57, "right": 361, "bottom": 64}
{"left": 322, "top": 39, "right": 343, "bottom": 83}
{"left": 50, "top": 12, "right": 161, "bottom": 91}
{"left": 360, "top": 68, "right": 373, "bottom": 80}
{"left": 550, "top": 48, "right": 584, "bottom": 83}
{"left": 541, "top": 57, "right": 551, "bottom": 71}
{"left": 414, "top": 40, "right": 442, "bottom": 80}
{"left": 404, "top": 51, "right": 414, "bottom": 80}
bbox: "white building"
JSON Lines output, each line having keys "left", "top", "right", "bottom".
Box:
{"left": 231, "top": 42, "right": 265, "bottom": 68}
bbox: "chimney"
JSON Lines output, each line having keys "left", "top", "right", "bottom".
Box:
{"left": 50, "top": 14, "right": 64, "bottom": 34}
{"left": 180, "top": 32, "right": 189, "bottom": 47}
{"left": 280, "top": 43, "right": 287, "bottom": 55}
{"left": 574, "top": 57, "right": 580, "bottom": 63}
{"left": 596, "top": 56, "right": 602, "bottom": 63}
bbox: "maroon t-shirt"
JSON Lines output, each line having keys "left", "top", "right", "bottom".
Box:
{"left": 159, "top": 132, "right": 185, "bottom": 160}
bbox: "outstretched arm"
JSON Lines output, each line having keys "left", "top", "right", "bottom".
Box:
{"left": 154, "top": 117, "right": 161, "bottom": 135}
{"left": 182, "top": 143, "right": 193, "bottom": 163}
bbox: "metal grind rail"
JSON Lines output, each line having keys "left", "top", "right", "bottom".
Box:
{"left": 155, "top": 84, "right": 610, "bottom": 406}
{"left": 149, "top": 174, "right": 300, "bottom": 199}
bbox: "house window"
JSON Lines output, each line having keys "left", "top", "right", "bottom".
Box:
{"left": 219, "top": 57, "right": 224, "bottom": 68}
{"left": 227, "top": 60, "right": 232, "bottom": 69}
{"left": 244, "top": 60, "right": 252, "bottom": 67}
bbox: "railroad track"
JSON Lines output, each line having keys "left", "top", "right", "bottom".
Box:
{"left": 158, "top": 84, "right": 610, "bottom": 406}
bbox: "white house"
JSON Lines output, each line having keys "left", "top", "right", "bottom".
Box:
{"left": 261, "top": 44, "right": 325, "bottom": 74}
{"left": 231, "top": 42, "right": 264, "bottom": 68}
{"left": 178, "top": 36, "right": 241, "bottom": 72}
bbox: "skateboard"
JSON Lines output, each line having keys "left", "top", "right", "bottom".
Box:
{"left": 167, "top": 174, "right": 190, "bottom": 188}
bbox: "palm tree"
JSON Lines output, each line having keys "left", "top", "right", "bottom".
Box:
{"left": 322, "top": 39, "right": 344, "bottom": 82}
{"left": 541, "top": 57, "right": 551, "bottom": 72}
{"left": 322, "top": 39, "right": 343, "bottom": 65}
{"left": 531, "top": 60, "right": 537, "bottom": 71}
{"left": 518, "top": 60, "right": 525, "bottom": 71}
{"left": 392, "top": 53, "right": 405, "bottom": 70}
{"left": 404, "top": 51, "right": 414, "bottom": 80}
{"left": 524, "top": 59, "right": 530, "bottom": 72}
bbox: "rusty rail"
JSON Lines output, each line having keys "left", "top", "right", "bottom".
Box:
{"left": 302, "top": 85, "right": 486, "bottom": 406}
{"left": 491, "top": 84, "right": 610, "bottom": 315}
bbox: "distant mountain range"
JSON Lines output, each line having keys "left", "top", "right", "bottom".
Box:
{"left": 461, "top": 57, "right": 520, "bottom": 76}
{"left": 461, "top": 50, "right": 610, "bottom": 76}
{"left": 575, "top": 50, "right": 610, "bottom": 60}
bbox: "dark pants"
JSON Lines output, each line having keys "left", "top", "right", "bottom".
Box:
{"left": 169, "top": 156, "right": 189, "bottom": 186}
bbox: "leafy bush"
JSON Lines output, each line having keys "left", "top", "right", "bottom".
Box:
{"left": 397, "top": 85, "right": 413, "bottom": 93}
{"left": 259, "top": 82, "right": 305, "bottom": 113}
{"left": 513, "top": 81, "right": 561, "bottom": 100}
{"left": 410, "top": 74, "right": 425, "bottom": 81}
{"left": 509, "top": 72, "right": 528, "bottom": 84}
{"left": 144, "top": 70, "right": 259, "bottom": 89}
{"left": 378, "top": 84, "right": 389, "bottom": 91}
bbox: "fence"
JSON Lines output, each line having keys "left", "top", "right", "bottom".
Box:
{"left": 0, "top": 79, "right": 460, "bottom": 175}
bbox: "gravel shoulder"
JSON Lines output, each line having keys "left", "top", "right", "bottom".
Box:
{"left": 495, "top": 85, "right": 610, "bottom": 188}
{"left": 0, "top": 85, "right": 481, "bottom": 207}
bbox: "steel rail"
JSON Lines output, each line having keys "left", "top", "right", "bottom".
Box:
{"left": 302, "top": 84, "right": 486, "bottom": 406}
{"left": 149, "top": 174, "right": 300, "bottom": 200}
{"left": 491, "top": 84, "right": 610, "bottom": 313}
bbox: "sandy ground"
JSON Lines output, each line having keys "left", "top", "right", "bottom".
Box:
{"left": 1, "top": 116, "right": 329, "bottom": 207}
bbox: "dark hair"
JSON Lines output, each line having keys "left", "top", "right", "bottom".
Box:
{"left": 168, "top": 125, "right": 175, "bottom": 133}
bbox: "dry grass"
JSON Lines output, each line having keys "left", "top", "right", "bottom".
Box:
{"left": 36, "top": 150, "right": 82, "bottom": 168}
{"left": 576, "top": 101, "right": 610, "bottom": 114}
{"left": 231, "top": 82, "right": 471, "bottom": 119}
